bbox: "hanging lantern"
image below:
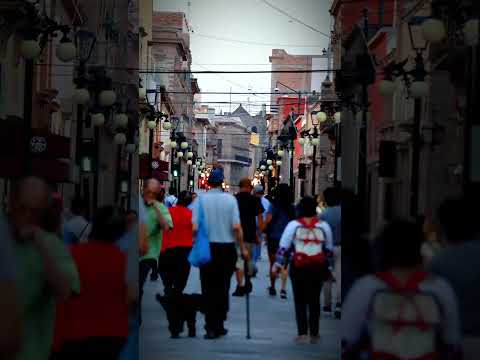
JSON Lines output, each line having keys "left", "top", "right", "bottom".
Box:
{"left": 410, "top": 81, "right": 428, "bottom": 98}
{"left": 114, "top": 113, "right": 129, "bottom": 129}
{"left": 378, "top": 79, "right": 396, "bottom": 96}
{"left": 163, "top": 120, "right": 172, "bottom": 130}
{"left": 170, "top": 141, "right": 177, "bottom": 149}
{"left": 99, "top": 90, "right": 116, "bottom": 107}
{"left": 73, "top": 88, "right": 90, "bottom": 105}
{"left": 334, "top": 112, "right": 342, "bottom": 124}
{"left": 268, "top": 165, "right": 274, "bottom": 171}
{"left": 260, "top": 165, "right": 266, "bottom": 170}
{"left": 21, "top": 39, "right": 41, "bottom": 59}
{"left": 316, "top": 111, "right": 327, "bottom": 123}
{"left": 125, "top": 143, "right": 136, "bottom": 154}
{"left": 421, "top": 18, "right": 446, "bottom": 43}
{"left": 187, "top": 151, "right": 193, "bottom": 158}
{"left": 177, "top": 151, "right": 184, "bottom": 158}
{"left": 56, "top": 40, "right": 76, "bottom": 62}
{"left": 276, "top": 160, "right": 282, "bottom": 166}
{"left": 311, "top": 137, "right": 320, "bottom": 146}
{"left": 277, "top": 149, "right": 284, "bottom": 157}
{"left": 463, "top": 19, "right": 479, "bottom": 47}
{"left": 120, "top": 180, "right": 129, "bottom": 193}
{"left": 187, "top": 160, "right": 193, "bottom": 165}
{"left": 147, "top": 120, "right": 157, "bottom": 130}
{"left": 139, "top": 87, "right": 146, "bottom": 99}
{"left": 180, "top": 141, "right": 189, "bottom": 149}
{"left": 91, "top": 113, "right": 105, "bottom": 127}
{"left": 81, "top": 157, "right": 92, "bottom": 172}
{"left": 114, "top": 133, "right": 127, "bottom": 145}
{"left": 267, "top": 159, "right": 273, "bottom": 165}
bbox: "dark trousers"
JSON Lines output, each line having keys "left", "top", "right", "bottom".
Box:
{"left": 162, "top": 247, "right": 192, "bottom": 296}
{"left": 200, "top": 243, "right": 237, "bottom": 333}
{"left": 56, "top": 337, "right": 125, "bottom": 360}
{"left": 290, "top": 265, "right": 324, "bottom": 336}
{"left": 139, "top": 258, "right": 157, "bottom": 323}
{"left": 162, "top": 246, "right": 192, "bottom": 334}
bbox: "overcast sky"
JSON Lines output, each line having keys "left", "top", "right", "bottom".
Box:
{"left": 154, "top": 0, "right": 332, "bottom": 114}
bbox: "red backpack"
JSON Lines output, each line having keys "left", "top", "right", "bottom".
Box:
{"left": 367, "top": 271, "right": 443, "bottom": 360}
{"left": 292, "top": 218, "right": 326, "bottom": 268}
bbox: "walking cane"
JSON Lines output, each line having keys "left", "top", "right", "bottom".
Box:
{"left": 244, "top": 257, "right": 252, "bottom": 339}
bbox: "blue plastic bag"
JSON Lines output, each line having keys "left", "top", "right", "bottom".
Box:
{"left": 188, "top": 197, "right": 211, "bottom": 267}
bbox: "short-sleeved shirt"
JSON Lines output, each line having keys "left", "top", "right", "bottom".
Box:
{"left": 0, "top": 213, "right": 16, "bottom": 281}
{"left": 15, "top": 230, "right": 80, "bottom": 360}
{"left": 140, "top": 200, "right": 173, "bottom": 261}
{"left": 342, "top": 274, "right": 461, "bottom": 351}
{"left": 319, "top": 205, "right": 341, "bottom": 246}
{"left": 192, "top": 189, "right": 240, "bottom": 244}
{"left": 162, "top": 206, "right": 193, "bottom": 252}
{"left": 279, "top": 219, "right": 334, "bottom": 254}
{"left": 235, "top": 192, "right": 264, "bottom": 244}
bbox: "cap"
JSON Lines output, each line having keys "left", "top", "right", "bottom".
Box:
{"left": 253, "top": 185, "right": 264, "bottom": 194}
{"left": 208, "top": 167, "right": 224, "bottom": 184}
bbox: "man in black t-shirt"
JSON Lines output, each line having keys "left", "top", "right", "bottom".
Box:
{"left": 232, "top": 178, "right": 264, "bottom": 297}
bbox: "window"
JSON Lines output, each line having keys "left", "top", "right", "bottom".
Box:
{"left": 217, "top": 139, "right": 222, "bottom": 157}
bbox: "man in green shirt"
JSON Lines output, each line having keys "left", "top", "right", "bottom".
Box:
{"left": 139, "top": 179, "right": 172, "bottom": 323}
{"left": 9, "top": 177, "right": 80, "bottom": 360}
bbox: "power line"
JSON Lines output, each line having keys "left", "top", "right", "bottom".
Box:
{"left": 258, "top": 0, "right": 331, "bottom": 38}
{"left": 140, "top": 69, "right": 338, "bottom": 74}
{"left": 192, "top": 32, "right": 324, "bottom": 48}
{"left": 150, "top": 91, "right": 318, "bottom": 95}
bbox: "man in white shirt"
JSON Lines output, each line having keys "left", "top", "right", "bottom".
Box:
{"left": 192, "top": 166, "right": 248, "bottom": 339}
{"left": 63, "top": 197, "right": 91, "bottom": 244}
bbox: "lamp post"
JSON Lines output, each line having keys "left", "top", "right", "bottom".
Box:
{"left": 277, "top": 113, "right": 298, "bottom": 194}
{"left": 379, "top": 16, "right": 430, "bottom": 218}
{"left": 74, "top": 30, "right": 96, "bottom": 199}
{"left": 274, "top": 81, "right": 302, "bottom": 120}
{"left": 420, "top": 1, "right": 480, "bottom": 195}
{"left": 17, "top": 0, "right": 75, "bottom": 175}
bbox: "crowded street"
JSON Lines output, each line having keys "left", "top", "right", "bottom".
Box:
{"left": 1, "top": 0, "right": 480, "bottom": 359}
{"left": 140, "top": 247, "right": 340, "bottom": 359}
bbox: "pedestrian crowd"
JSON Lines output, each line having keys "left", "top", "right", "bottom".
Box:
{"left": 341, "top": 188, "right": 480, "bottom": 359}
{"left": 139, "top": 164, "right": 342, "bottom": 346}
{"left": 0, "top": 176, "right": 139, "bottom": 360}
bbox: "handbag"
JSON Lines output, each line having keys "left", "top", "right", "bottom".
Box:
{"left": 188, "top": 197, "right": 211, "bottom": 267}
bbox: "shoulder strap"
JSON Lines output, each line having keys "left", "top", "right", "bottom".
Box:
{"left": 297, "top": 217, "right": 319, "bottom": 229}
{"left": 376, "top": 271, "right": 429, "bottom": 292}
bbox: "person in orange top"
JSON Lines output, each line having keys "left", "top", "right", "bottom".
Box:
{"left": 160, "top": 190, "right": 194, "bottom": 297}
{"left": 54, "top": 206, "right": 129, "bottom": 360}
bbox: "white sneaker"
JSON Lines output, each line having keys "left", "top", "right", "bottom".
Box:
{"left": 295, "top": 335, "right": 309, "bottom": 344}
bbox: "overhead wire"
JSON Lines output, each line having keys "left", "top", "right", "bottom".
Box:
{"left": 258, "top": 0, "right": 331, "bottom": 38}
{"left": 192, "top": 33, "right": 324, "bottom": 48}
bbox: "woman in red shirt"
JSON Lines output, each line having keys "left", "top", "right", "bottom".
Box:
{"left": 158, "top": 191, "right": 194, "bottom": 337}
{"left": 54, "top": 206, "right": 129, "bottom": 360}
{"left": 161, "top": 190, "right": 194, "bottom": 297}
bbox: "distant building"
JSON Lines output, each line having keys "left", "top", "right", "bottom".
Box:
{"left": 208, "top": 115, "right": 256, "bottom": 193}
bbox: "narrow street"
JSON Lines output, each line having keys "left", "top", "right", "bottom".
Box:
{"left": 140, "top": 247, "right": 340, "bottom": 360}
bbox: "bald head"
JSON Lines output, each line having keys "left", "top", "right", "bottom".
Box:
{"left": 143, "top": 178, "right": 161, "bottom": 204}
{"left": 144, "top": 178, "right": 160, "bottom": 192}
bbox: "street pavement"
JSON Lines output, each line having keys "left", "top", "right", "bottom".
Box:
{"left": 140, "top": 246, "right": 340, "bottom": 360}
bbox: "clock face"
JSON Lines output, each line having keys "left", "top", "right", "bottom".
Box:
{"left": 30, "top": 136, "right": 47, "bottom": 153}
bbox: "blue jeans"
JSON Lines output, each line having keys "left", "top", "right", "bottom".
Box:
{"left": 118, "top": 312, "right": 139, "bottom": 360}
